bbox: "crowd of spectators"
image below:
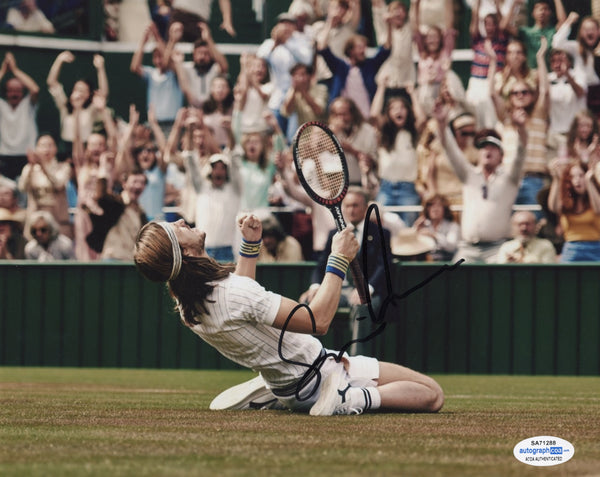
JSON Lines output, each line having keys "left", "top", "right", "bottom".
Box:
{"left": 1, "top": 0, "right": 600, "bottom": 264}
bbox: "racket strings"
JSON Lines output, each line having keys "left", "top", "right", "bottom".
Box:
{"left": 296, "top": 127, "right": 346, "bottom": 200}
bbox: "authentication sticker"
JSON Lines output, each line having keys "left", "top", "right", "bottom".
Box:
{"left": 513, "top": 436, "right": 574, "bottom": 466}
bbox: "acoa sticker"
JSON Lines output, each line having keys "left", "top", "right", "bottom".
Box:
{"left": 513, "top": 436, "right": 574, "bottom": 466}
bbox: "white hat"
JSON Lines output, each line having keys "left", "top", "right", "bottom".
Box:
{"left": 391, "top": 228, "right": 436, "bottom": 257}
{"left": 209, "top": 153, "right": 231, "bottom": 167}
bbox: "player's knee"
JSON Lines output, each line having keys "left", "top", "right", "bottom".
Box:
{"left": 427, "top": 383, "right": 444, "bottom": 413}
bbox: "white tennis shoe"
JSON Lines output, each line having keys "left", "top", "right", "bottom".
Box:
{"left": 209, "top": 375, "right": 283, "bottom": 410}
{"left": 309, "top": 367, "right": 363, "bottom": 416}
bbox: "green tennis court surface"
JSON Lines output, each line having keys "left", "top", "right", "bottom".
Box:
{"left": 1, "top": 368, "right": 598, "bottom": 476}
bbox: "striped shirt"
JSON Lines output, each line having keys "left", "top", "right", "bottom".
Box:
{"left": 471, "top": 32, "right": 508, "bottom": 79}
{"left": 187, "top": 273, "right": 323, "bottom": 389}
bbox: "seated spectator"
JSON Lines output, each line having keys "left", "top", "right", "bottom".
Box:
{"left": 0, "top": 207, "right": 25, "bottom": 259}
{"left": 5, "top": 0, "right": 55, "bottom": 34}
{"left": 413, "top": 193, "right": 460, "bottom": 261}
{"left": 18, "top": 134, "right": 72, "bottom": 239}
{"left": 24, "top": 210, "right": 75, "bottom": 261}
{"left": 257, "top": 214, "right": 304, "bottom": 263}
{"left": 496, "top": 210, "right": 557, "bottom": 262}
{"left": 548, "top": 158, "right": 600, "bottom": 261}
{"left": 274, "top": 148, "right": 336, "bottom": 259}
{"left": 299, "top": 186, "right": 392, "bottom": 355}
{"left": 390, "top": 227, "right": 435, "bottom": 261}
{"left": 0, "top": 52, "right": 40, "bottom": 180}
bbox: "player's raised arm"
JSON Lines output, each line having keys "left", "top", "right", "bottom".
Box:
{"left": 272, "top": 227, "right": 359, "bottom": 335}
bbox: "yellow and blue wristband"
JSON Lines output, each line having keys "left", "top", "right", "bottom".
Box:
{"left": 239, "top": 238, "right": 262, "bottom": 258}
{"left": 326, "top": 253, "right": 350, "bottom": 280}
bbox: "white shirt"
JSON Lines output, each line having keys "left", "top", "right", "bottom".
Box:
{"left": 548, "top": 70, "right": 588, "bottom": 135}
{"left": 0, "top": 95, "right": 38, "bottom": 155}
{"left": 257, "top": 33, "right": 314, "bottom": 109}
{"left": 443, "top": 126, "right": 525, "bottom": 243}
{"left": 188, "top": 273, "right": 323, "bottom": 389}
{"left": 182, "top": 61, "right": 221, "bottom": 106}
{"left": 377, "top": 130, "right": 418, "bottom": 183}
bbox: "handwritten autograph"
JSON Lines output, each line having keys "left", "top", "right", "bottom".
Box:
{"left": 277, "top": 204, "right": 464, "bottom": 401}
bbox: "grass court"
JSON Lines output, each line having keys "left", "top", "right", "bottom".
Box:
{"left": 1, "top": 367, "right": 599, "bottom": 476}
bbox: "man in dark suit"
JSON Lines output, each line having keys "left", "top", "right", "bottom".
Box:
{"left": 300, "top": 186, "right": 392, "bottom": 355}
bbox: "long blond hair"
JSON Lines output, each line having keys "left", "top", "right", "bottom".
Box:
{"left": 134, "top": 222, "right": 234, "bottom": 326}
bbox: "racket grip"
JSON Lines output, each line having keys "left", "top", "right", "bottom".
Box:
{"left": 349, "top": 257, "right": 368, "bottom": 304}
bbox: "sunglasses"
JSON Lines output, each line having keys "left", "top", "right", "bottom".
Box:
{"left": 510, "top": 89, "right": 531, "bottom": 96}
{"left": 32, "top": 227, "right": 49, "bottom": 234}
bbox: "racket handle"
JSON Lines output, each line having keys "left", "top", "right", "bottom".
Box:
{"left": 349, "top": 257, "right": 368, "bottom": 304}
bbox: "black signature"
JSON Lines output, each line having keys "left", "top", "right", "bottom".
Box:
{"left": 276, "top": 203, "right": 463, "bottom": 401}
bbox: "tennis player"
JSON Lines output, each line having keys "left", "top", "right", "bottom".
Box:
{"left": 133, "top": 214, "right": 443, "bottom": 415}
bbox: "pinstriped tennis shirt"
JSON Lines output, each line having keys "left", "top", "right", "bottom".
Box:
{"left": 186, "top": 273, "right": 323, "bottom": 389}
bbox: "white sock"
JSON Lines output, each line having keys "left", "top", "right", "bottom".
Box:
{"left": 348, "top": 386, "right": 381, "bottom": 411}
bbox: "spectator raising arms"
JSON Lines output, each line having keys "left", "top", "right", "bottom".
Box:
{"left": 370, "top": 80, "right": 426, "bottom": 225}
{"left": 371, "top": 0, "right": 415, "bottom": 89}
{"left": 130, "top": 23, "right": 184, "bottom": 138}
{"left": 316, "top": 12, "right": 391, "bottom": 119}
{"left": 411, "top": 0, "right": 457, "bottom": 117}
{"left": 169, "top": 22, "right": 229, "bottom": 108}
{"left": 0, "top": 52, "right": 40, "bottom": 180}
{"left": 47, "top": 51, "right": 109, "bottom": 153}
{"left": 18, "top": 134, "right": 72, "bottom": 240}
{"left": 552, "top": 12, "right": 600, "bottom": 118}
{"left": 233, "top": 53, "right": 272, "bottom": 136}
{"left": 548, "top": 158, "right": 600, "bottom": 261}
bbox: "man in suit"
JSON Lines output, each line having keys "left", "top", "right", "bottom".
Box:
{"left": 300, "top": 186, "right": 392, "bottom": 355}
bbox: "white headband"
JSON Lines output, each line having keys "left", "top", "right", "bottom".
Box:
{"left": 157, "top": 222, "right": 182, "bottom": 281}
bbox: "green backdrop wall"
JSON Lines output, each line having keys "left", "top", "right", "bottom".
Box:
{"left": 1, "top": 262, "right": 598, "bottom": 375}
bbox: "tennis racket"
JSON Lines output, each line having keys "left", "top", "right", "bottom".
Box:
{"left": 292, "top": 121, "right": 368, "bottom": 304}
